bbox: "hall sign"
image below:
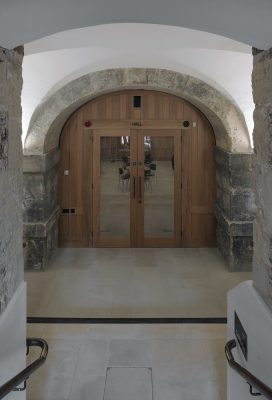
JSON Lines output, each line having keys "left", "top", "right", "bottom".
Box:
{"left": 0, "top": 107, "right": 8, "bottom": 170}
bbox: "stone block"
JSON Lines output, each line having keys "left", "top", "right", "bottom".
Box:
{"left": 215, "top": 147, "right": 253, "bottom": 189}
{"left": 23, "top": 150, "right": 60, "bottom": 270}
{"left": 23, "top": 164, "right": 58, "bottom": 222}
{"left": 216, "top": 221, "right": 231, "bottom": 267}
{"left": 215, "top": 186, "right": 254, "bottom": 222}
{"left": 215, "top": 208, "right": 253, "bottom": 271}
{"left": 231, "top": 236, "right": 254, "bottom": 272}
{"left": 23, "top": 149, "right": 60, "bottom": 173}
{"left": 253, "top": 49, "right": 272, "bottom": 106}
{"left": 24, "top": 209, "right": 59, "bottom": 270}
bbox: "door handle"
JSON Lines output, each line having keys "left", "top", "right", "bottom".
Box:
{"left": 133, "top": 177, "right": 136, "bottom": 199}
{"left": 138, "top": 176, "right": 142, "bottom": 202}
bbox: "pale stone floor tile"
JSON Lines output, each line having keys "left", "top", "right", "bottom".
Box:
{"left": 27, "top": 345, "right": 79, "bottom": 400}
{"left": 104, "top": 367, "right": 153, "bottom": 400}
{"left": 25, "top": 248, "right": 251, "bottom": 318}
{"left": 88, "top": 324, "right": 138, "bottom": 339}
{"left": 68, "top": 375, "right": 105, "bottom": 400}
{"left": 109, "top": 339, "right": 152, "bottom": 366}
{"left": 27, "top": 324, "right": 226, "bottom": 400}
{"left": 153, "top": 376, "right": 223, "bottom": 400}
{"left": 76, "top": 340, "right": 110, "bottom": 376}
{"left": 178, "top": 323, "right": 227, "bottom": 339}
{"left": 27, "top": 323, "right": 138, "bottom": 340}
{"left": 27, "top": 324, "right": 94, "bottom": 341}
{"left": 136, "top": 323, "right": 227, "bottom": 340}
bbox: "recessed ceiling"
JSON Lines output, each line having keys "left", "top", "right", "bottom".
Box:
{"left": 0, "top": 0, "right": 271, "bottom": 49}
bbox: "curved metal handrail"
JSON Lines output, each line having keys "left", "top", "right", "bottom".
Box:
{"left": 0, "top": 337, "right": 48, "bottom": 399}
{"left": 225, "top": 339, "right": 272, "bottom": 399}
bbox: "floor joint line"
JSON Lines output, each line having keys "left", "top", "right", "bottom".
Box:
{"left": 27, "top": 317, "right": 227, "bottom": 324}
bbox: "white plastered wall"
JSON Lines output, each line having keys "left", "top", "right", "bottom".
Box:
{"left": 22, "top": 24, "right": 254, "bottom": 148}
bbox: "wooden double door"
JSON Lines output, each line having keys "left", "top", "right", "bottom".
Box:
{"left": 93, "top": 128, "right": 181, "bottom": 247}
{"left": 58, "top": 90, "right": 216, "bottom": 248}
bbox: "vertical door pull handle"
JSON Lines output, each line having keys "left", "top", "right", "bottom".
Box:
{"left": 138, "top": 176, "right": 142, "bottom": 200}
{"left": 133, "top": 177, "right": 136, "bottom": 199}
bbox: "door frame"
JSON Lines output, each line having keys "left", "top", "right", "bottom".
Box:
{"left": 92, "top": 124, "right": 182, "bottom": 248}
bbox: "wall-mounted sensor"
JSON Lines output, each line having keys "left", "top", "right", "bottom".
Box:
{"left": 133, "top": 96, "right": 141, "bottom": 108}
{"left": 84, "top": 120, "right": 92, "bottom": 127}
{"left": 193, "top": 121, "right": 197, "bottom": 128}
{"left": 183, "top": 120, "right": 190, "bottom": 128}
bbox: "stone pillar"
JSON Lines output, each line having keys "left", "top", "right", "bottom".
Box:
{"left": 23, "top": 149, "right": 60, "bottom": 270}
{"left": 0, "top": 46, "right": 24, "bottom": 312}
{"left": 0, "top": 46, "right": 26, "bottom": 397}
{"left": 215, "top": 147, "right": 255, "bottom": 271}
{"left": 252, "top": 48, "right": 272, "bottom": 309}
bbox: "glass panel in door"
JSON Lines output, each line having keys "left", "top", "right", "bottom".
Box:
{"left": 93, "top": 131, "right": 131, "bottom": 246}
{"left": 137, "top": 130, "right": 181, "bottom": 246}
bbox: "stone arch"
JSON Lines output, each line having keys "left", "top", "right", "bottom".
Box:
{"left": 24, "top": 68, "right": 251, "bottom": 155}
{"left": 23, "top": 68, "right": 255, "bottom": 273}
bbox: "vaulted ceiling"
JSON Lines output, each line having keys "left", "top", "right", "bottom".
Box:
{"left": 22, "top": 24, "right": 254, "bottom": 144}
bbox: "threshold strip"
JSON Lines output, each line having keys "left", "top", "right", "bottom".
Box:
{"left": 27, "top": 317, "right": 227, "bottom": 324}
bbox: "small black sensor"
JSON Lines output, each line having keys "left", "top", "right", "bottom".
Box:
{"left": 183, "top": 120, "right": 190, "bottom": 128}
{"left": 134, "top": 96, "right": 141, "bottom": 108}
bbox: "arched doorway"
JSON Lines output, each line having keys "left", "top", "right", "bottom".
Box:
{"left": 58, "top": 90, "right": 216, "bottom": 248}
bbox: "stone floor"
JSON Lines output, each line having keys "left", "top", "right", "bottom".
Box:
{"left": 25, "top": 247, "right": 251, "bottom": 318}
{"left": 27, "top": 323, "right": 227, "bottom": 400}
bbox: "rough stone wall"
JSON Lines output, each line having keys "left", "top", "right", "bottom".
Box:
{"left": 252, "top": 48, "right": 272, "bottom": 308}
{"left": 23, "top": 149, "right": 60, "bottom": 270}
{"left": 215, "top": 148, "right": 255, "bottom": 271}
{"left": 0, "top": 46, "right": 24, "bottom": 313}
{"left": 24, "top": 68, "right": 251, "bottom": 155}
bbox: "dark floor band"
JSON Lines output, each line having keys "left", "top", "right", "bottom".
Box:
{"left": 27, "top": 317, "right": 227, "bottom": 324}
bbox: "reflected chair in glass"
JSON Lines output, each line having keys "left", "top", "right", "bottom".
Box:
{"left": 118, "top": 167, "right": 130, "bottom": 191}
{"left": 144, "top": 175, "right": 152, "bottom": 192}
{"left": 150, "top": 163, "right": 157, "bottom": 182}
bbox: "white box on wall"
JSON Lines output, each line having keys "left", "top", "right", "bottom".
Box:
{"left": 227, "top": 281, "right": 272, "bottom": 400}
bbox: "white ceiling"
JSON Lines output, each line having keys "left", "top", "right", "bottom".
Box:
{"left": 1, "top": 0, "right": 272, "bottom": 49}
{"left": 22, "top": 24, "right": 254, "bottom": 146}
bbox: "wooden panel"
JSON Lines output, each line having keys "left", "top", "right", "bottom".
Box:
{"left": 162, "top": 96, "right": 170, "bottom": 119}
{"left": 58, "top": 118, "right": 70, "bottom": 246}
{"left": 58, "top": 112, "right": 92, "bottom": 247}
{"left": 69, "top": 215, "right": 85, "bottom": 242}
{"left": 143, "top": 94, "right": 155, "bottom": 119}
{"left": 59, "top": 215, "right": 69, "bottom": 243}
{"left": 120, "top": 94, "right": 127, "bottom": 119}
{"left": 69, "top": 115, "right": 83, "bottom": 206}
{"left": 181, "top": 109, "right": 216, "bottom": 247}
{"left": 83, "top": 129, "right": 93, "bottom": 246}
